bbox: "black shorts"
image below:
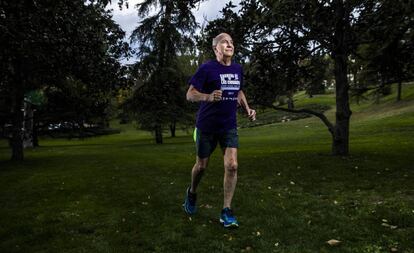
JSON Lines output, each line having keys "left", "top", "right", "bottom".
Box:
{"left": 194, "top": 128, "right": 239, "bottom": 159}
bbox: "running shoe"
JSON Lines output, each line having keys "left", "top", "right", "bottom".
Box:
{"left": 220, "top": 207, "right": 239, "bottom": 228}
{"left": 183, "top": 187, "right": 197, "bottom": 215}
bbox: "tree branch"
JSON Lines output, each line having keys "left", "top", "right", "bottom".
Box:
{"left": 272, "top": 105, "right": 335, "bottom": 136}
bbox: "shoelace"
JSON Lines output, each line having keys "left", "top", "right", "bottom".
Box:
{"left": 224, "top": 208, "right": 234, "bottom": 218}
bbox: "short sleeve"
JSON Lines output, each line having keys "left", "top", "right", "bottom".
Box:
{"left": 188, "top": 64, "right": 207, "bottom": 92}
{"left": 240, "top": 66, "right": 244, "bottom": 90}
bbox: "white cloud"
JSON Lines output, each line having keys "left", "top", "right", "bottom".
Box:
{"left": 106, "top": 0, "right": 242, "bottom": 64}
{"left": 106, "top": 0, "right": 143, "bottom": 38}
{"left": 108, "top": 0, "right": 241, "bottom": 36}
{"left": 193, "top": 0, "right": 241, "bottom": 26}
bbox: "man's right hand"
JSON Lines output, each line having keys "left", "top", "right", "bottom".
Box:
{"left": 208, "top": 90, "right": 222, "bottom": 102}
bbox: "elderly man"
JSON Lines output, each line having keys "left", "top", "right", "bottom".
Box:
{"left": 183, "top": 33, "right": 256, "bottom": 228}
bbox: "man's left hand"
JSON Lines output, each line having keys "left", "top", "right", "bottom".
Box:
{"left": 247, "top": 108, "right": 256, "bottom": 121}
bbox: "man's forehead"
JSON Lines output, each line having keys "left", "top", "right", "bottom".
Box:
{"left": 217, "top": 33, "right": 232, "bottom": 42}
{"left": 213, "top": 33, "right": 233, "bottom": 46}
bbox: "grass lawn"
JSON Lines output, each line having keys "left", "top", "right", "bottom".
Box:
{"left": 0, "top": 84, "right": 413, "bottom": 253}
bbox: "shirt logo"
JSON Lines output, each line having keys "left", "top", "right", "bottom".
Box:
{"left": 220, "top": 73, "right": 240, "bottom": 101}
{"left": 220, "top": 73, "right": 240, "bottom": 91}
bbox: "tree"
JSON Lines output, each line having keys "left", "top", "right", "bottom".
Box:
{"left": 0, "top": 0, "right": 129, "bottom": 160}
{"left": 223, "top": 0, "right": 412, "bottom": 155}
{"left": 128, "top": 0, "right": 199, "bottom": 143}
{"left": 354, "top": 0, "right": 414, "bottom": 102}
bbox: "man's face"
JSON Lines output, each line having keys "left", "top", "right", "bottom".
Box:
{"left": 214, "top": 34, "right": 234, "bottom": 58}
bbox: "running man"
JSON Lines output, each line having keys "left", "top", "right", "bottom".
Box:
{"left": 183, "top": 33, "right": 256, "bottom": 228}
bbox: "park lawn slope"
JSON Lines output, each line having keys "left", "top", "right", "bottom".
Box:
{"left": 0, "top": 85, "right": 413, "bottom": 252}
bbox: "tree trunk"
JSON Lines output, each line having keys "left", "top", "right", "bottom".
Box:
{"left": 33, "top": 114, "right": 39, "bottom": 147}
{"left": 287, "top": 93, "right": 294, "bottom": 109}
{"left": 169, "top": 120, "right": 176, "bottom": 137}
{"left": 158, "top": 3, "right": 173, "bottom": 68}
{"left": 11, "top": 89, "right": 25, "bottom": 161}
{"left": 23, "top": 101, "right": 34, "bottom": 148}
{"left": 78, "top": 119, "right": 85, "bottom": 139}
{"left": 33, "top": 123, "right": 39, "bottom": 147}
{"left": 332, "top": 0, "right": 352, "bottom": 156}
{"left": 397, "top": 80, "right": 402, "bottom": 101}
{"left": 288, "top": 97, "right": 295, "bottom": 110}
{"left": 332, "top": 62, "right": 351, "bottom": 156}
{"left": 155, "top": 125, "right": 163, "bottom": 144}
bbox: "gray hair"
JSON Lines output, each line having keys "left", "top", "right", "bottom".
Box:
{"left": 212, "top": 33, "right": 231, "bottom": 47}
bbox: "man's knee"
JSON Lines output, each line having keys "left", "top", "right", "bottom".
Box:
{"left": 195, "top": 159, "right": 208, "bottom": 172}
{"left": 224, "top": 160, "right": 238, "bottom": 173}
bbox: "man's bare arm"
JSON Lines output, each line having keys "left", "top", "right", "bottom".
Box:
{"left": 238, "top": 90, "right": 256, "bottom": 121}
{"left": 186, "top": 85, "right": 222, "bottom": 103}
{"left": 237, "top": 90, "right": 250, "bottom": 110}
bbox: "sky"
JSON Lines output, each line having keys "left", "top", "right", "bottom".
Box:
{"left": 106, "top": 0, "right": 241, "bottom": 64}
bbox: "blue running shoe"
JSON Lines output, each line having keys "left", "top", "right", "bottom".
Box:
{"left": 183, "top": 187, "right": 197, "bottom": 215}
{"left": 220, "top": 207, "right": 239, "bottom": 228}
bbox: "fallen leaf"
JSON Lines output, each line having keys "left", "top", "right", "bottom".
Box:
{"left": 326, "top": 239, "right": 341, "bottom": 246}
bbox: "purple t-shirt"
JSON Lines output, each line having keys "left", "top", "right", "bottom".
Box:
{"left": 189, "top": 60, "right": 243, "bottom": 133}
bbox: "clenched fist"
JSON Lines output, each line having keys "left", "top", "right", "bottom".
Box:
{"left": 208, "top": 90, "right": 222, "bottom": 102}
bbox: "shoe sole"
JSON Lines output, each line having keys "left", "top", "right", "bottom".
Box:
{"left": 220, "top": 218, "right": 239, "bottom": 228}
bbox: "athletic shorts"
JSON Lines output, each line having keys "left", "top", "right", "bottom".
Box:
{"left": 194, "top": 128, "right": 239, "bottom": 158}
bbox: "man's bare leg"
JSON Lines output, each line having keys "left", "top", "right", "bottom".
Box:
{"left": 190, "top": 157, "right": 209, "bottom": 193}
{"left": 223, "top": 148, "right": 238, "bottom": 208}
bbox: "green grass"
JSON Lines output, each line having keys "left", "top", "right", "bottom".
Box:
{"left": 1, "top": 85, "right": 414, "bottom": 253}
